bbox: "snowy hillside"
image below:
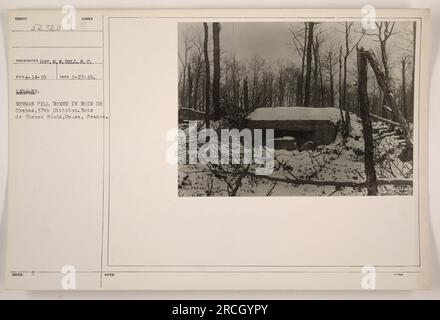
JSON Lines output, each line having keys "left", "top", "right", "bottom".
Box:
{"left": 178, "top": 113, "right": 413, "bottom": 197}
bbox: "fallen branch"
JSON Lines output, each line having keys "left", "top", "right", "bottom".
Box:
{"left": 361, "top": 49, "right": 413, "bottom": 148}
{"left": 240, "top": 172, "right": 412, "bottom": 188}
{"left": 369, "top": 113, "right": 400, "bottom": 126}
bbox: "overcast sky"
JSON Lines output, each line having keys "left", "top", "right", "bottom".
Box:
{"left": 178, "top": 21, "right": 415, "bottom": 77}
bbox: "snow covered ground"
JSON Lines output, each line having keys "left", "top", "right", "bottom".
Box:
{"left": 178, "top": 113, "right": 413, "bottom": 197}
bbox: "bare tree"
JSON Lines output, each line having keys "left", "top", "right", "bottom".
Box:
{"left": 249, "top": 55, "right": 265, "bottom": 109}
{"left": 243, "top": 77, "right": 249, "bottom": 112}
{"left": 290, "top": 23, "right": 308, "bottom": 106}
{"left": 186, "top": 64, "right": 193, "bottom": 108}
{"left": 338, "top": 46, "right": 345, "bottom": 124}
{"left": 341, "top": 22, "right": 364, "bottom": 134}
{"left": 410, "top": 22, "right": 416, "bottom": 123}
{"left": 374, "top": 22, "right": 396, "bottom": 81}
{"left": 266, "top": 70, "right": 275, "bottom": 107}
{"left": 362, "top": 49, "right": 413, "bottom": 149}
{"left": 203, "top": 23, "right": 211, "bottom": 125}
{"left": 212, "top": 22, "right": 221, "bottom": 121}
{"left": 178, "top": 36, "right": 192, "bottom": 108}
{"left": 313, "top": 34, "right": 325, "bottom": 107}
{"left": 277, "top": 63, "right": 286, "bottom": 106}
{"left": 304, "top": 22, "right": 315, "bottom": 107}
{"left": 312, "top": 35, "right": 319, "bottom": 105}
{"left": 363, "top": 21, "right": 397, "bottom": 116}
{"left": 231, "top": 56, "right": 240, "bottom": 108}
{"left": 191, "top": 34, "right": 204, "bottom": 111}
{"left": 357, "top": 47, "right": 378, "bottom": 195}
{"left": 401, "top": 57, "right": 407, "bottom": 119}
{"left": 324, "top": 47, "right": 338, "bottom": 108}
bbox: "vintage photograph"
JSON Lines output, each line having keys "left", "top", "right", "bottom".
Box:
{"left": 178, "top": 21, "right": 416, "bottom": 196}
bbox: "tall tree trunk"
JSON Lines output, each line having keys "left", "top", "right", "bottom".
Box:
{"left": 202, "top": 76, "right": 206, "bottom": 110}
{"left": 203, "top": 23, "right": 211, "bottom": 125}
{"left": 319, "top": 67, "right": 325, "bottom": 107}
{"left": 338, "top": 46, "right": 345, "bottom": 125}
{"left": 401, "top": 58, "right": 407, "bottom": 119}
{"left": 328, "top": 52, "right": 335, "bottom": 108}
{"left": 375, "top": 22, "right": 395, "bottom": 120}
{"left": 315, "top": 38, "right": 325, "bottom": 107}
{"left": 193, "top": 54, "right": 202, "bottom": 111}
{"left": 379, "top": 90, "right": 385, "bottom": 118}
{"left": 343, "top": 55, "right": 351, "bottom": 133}
{"left": 187, "top": 64, "right": 193, "bottom": 109}
{"left": 410, "top": 21, "right": 416, "bottom": 123}
{"left": 232, "top": 57, "right": 239, "bottom": 108}
{"left": 304, "top": 22, "right": 314, "bottom": 107}
{"left": 296, "top": 23, "right": 308, "bottom": 106}
{"left": 341, "top": 22, "right": 352, "bottom": 134}
{"left": 269, "top": 77, "right": 273, "bottom": 107}
{"left": 296, "top": 75, "right": 302, "bottom": 106}
{"left": 357, "top": 48, "right": 378, "bottom": 196}
{"left": 312, "top": 40, "right": 319, "bottom": 105}
{"left": 180, "top": 40, "right": 189, "bottom": 109}
{"left": 243, "top": 78, "right": 249, "bottom": 112}
{"left": 278, "top": 70, "right": 285, "bottom": 107}
{"left": 212, "top": 22, "right": 221, "bottom": 121}
{"left": 380, "top": 40, "right": 390, "bottom": 82}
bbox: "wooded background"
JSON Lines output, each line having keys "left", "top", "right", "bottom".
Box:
{"left": 178, "top": 21, "right": 416, "bottom": 129}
